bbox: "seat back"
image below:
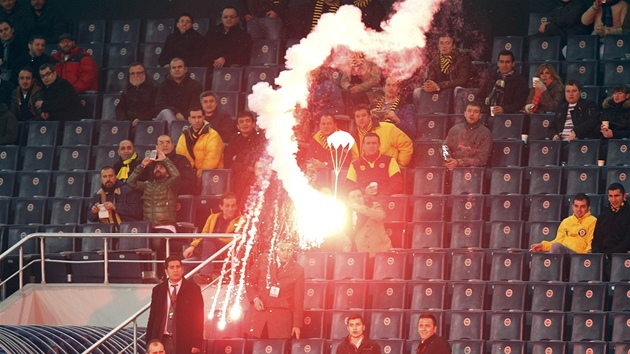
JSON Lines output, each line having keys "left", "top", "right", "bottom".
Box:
{"left": 566, "top": 35, "right": 598, "bottom": 60}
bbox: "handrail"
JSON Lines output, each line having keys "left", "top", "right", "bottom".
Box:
{"left": 83, "top": 238, "right": 238, "bottom": 354}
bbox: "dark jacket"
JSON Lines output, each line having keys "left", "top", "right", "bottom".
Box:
{"left": 357, "top": 0, "right": 386, "bottom": 31}
{"left": 158, "top": 28, "right": 204, "bottom": 67}
{"left": 127, "top": 157, "right": 180, "bottom": 226}
{"left": 242, "top": 0, "right": 290, "bottom": 18}
{"left": 0, "top": 2, "right": 33, "bottom": 38}
{"left": 596, "top": 97, "right": 630, "bottom": 139}
{"left": 28, "top": 3, "right": 68, "bottom": 43}
{"left": 115, "top": 79, "right": 158, "bottom": 122}
{"left": 0, "top": 78, "right": 15, "bottom": 107}
{"left": 592, "top": 202, "right": 630, "bottom": 257}
{"left": 336, "top": 336, "right": 381, "bottom": 353}
{"left": 426, "top": 48, "right": 473, "bottom": 90}
{"left": 51, "top": 45, "right": 99, "bottom": 93}
{"left": 10, "top": 82, "right": 42, "bottom": 121}
{"left": 39, "top": 76, "right": 85, "bottom": 121}
{"left": 1, "top": 33, "right": 28, "bottom": 71}
{"left": 0, "top": 103, "right": 17, "bottom": 145}
{"left": 205, "top": 108, "right": 236, "bottom": 142}
{"left": 479, "top": 69, "right": 529, "bottom": 114}
{"left": 146, "top": 278, "right": 204, "bottom": 354}
{"left": 9, "top": 52, "right": 51, "bottom": 85}
{"left": 155, "top": 74, "right": 203, "bottom": 118}
{"left": 416, "top": 333, "right": 452, "bottom": 354}
{"left": 549, "top": 98, "right": 600, "bottom": 139}
{"left": 86, "top": 180, "right": 143, "bottom": 224}
{"left": 204, "top": 23, "right": 252, "bottom": 67}
{"left": 542, "top": 0, "right": 590, "bottom": 36}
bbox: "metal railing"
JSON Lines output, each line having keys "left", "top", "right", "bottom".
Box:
{"left": 0, "top": 232, "right": 237, "bottom": 353}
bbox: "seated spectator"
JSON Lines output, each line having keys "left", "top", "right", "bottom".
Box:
{"left": 479, "top": 50, "right": 529, "bottom": 115}
{"left": 337, "top": 314, "right": 381, "bottom": 354}
{"left": 538, "top": 0, "right": 590, "bottom": 36}
{"left": 346, "top": 132, "right": 403, "bottom": 196}
{"left": 0, "top": 67, "right": 15, "bottom": 106}
{"left": 34, "top": 63, "right": 84, "bottom": 121}
{"left": 242, "top": 0, "right": 289, "bottom": 40}
{"left": 11, "top": 67, "right": 41, "bottom": 121}
{"left": 28, "top": 0, "right": 68, "bottom": 43}
{"left": 341, "top": 52, "right": 382, "bottom": 106}
{"left": 10, "top": 34, "right": 50, "bottom": 85}
{"left": 87, "top": 166, "right": 143, "bottom": 230}
{"left": 182, "top": 192, "right": 242, "bottom": 279}
{"left": 158, "top": 13, "right": 204, "bottom": 68}
{"left": 549, "top": 80, "right": 599, "bottom": 142}
{"left": 224, "top": 111, "right": 265, "bottom": 204}
{"left": 51, "top": 33, "right": 98, "bottom": 93}
{"left": 418, "top": 33, "right": 473, "bottom": 95}
{"left": 345, "top": 186, "right": 391, "bottom": 257}
{"left": 597, "top": 84, "right": 630, "bottom": 159}
{"left": 113, "top": 139, "right": 141, "bottom": 181}
{"left": 371, "top": 77, "right": 416, "bottom": 139}
{"left": 524, "top": 63, "right": 565, "bottom": 114}
{"left": 350, "top": 104, "right": 413, "bottom": 167}
{"left": 351, "top": 0, "right": 386, "bottom": 31}
{"left": 592, "top": 183, "right": 630, "bottom": 280}
{"left": 155, "top": 57, "right": 203, "bottom": 124}
{"left": 0, "top": 21, "right": 27, "bottom": 72}
{"left": 175, "top": 106, "right": 224, "bottom": 175}
{"left": 115, "top": 63, "right": 158, "bottom": 127}
{"left": 305, "top": 113, "right": 354, "bottom": 178}
{"left": 0, "top": 102, "right": 17, "bottom": 144}
{"left": 530, "top": 193, "right": 596, "bottom": 254}
{"left": 203, "top": 6, "right": 251, "bottom": 68}
{"left": 308, "top": 66, "right": 345, "bottom": 117}
{"left": 0, "top": 0, "right": 31, "bottom": 39}
{"left": 581, "top": 0, "right": 628, "bottom": 37}
{"left": 199, "top": 91, "right": 235, "bottom": 142}
{"left": 442, "top": 101, "right": 492, "bottom": 170}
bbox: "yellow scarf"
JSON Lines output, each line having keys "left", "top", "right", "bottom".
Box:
{"left": 312, "top": 0, "right": 340, "bottom": 29}
{"left": 116, "top": 152, "right": 137, "bottom": 180}
{"left": 439, "top": 54, "right": 452, "bottom": 74}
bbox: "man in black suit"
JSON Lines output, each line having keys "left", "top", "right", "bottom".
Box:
{"left": 146, "top": 256, "right": 204, "bottom": 354}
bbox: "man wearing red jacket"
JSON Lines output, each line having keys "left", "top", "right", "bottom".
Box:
{"left": 51, "top": 33, "right": 98, "bottom": 93}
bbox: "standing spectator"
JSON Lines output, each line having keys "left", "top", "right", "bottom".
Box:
{"left": 115, "top": 63, "right": 158, "bottom": 127}
{"left": 341, "top": 52, "right": 382, "bottom": 106}
{"left": 28, "top": 0, "right": 68, "bottom": 43}
{"left": 336, "top": 314, "right": 381, "bottom": 354}
{"left": 372, "top": 77, "right": 416, "bottom": 139}
{"left": 0, "top": 20, "right": 27, "bottom": 72}
{"left": 10, "top": 34, "right": 50, "bottom": 85}
{"left": 345, "top": 186, "right": 391, "bottom": 257}
{"left": 204, "top": 6, "right": 252, "bottom": 68}
{"left": 51, "top": 33, "right": 98, "bottom": 93}
{"left": 34, "top": 63, "right": 84, "bottom": 121}
{"left": 199, "top": 91, "right": 236, "bottom": 142}
{"left": 175, "top": 107, "right": 225, "bottom": 175}
{"left": 537, "top": 0, "right": 589, "bottom": 36}
{"left": 155, "top": 57, "right": 203, "bottom": 124}
{"left": 0, "top": 66, "right": 14, "bottom": 106}
{"left": 442, "top": 101, "right": 492, "bottom": 169}
{"left": 146, "top": 256, "right": 204, "bottom": 354}
{"left": 242, "top": 0, "right": 290, "bottom": 40}
{"left": 479, "top": 50, "right": 529, "bottom": 115}
{"left": 0, "top": 0, "right": 33, "bottom": 37}
{"left": 158, "top": 13, "right": 204, "bottom": 68}
{"left": 0, "top": 102, "right": 16, "bottom": 144}
{"left": 597, "top": 84, "right": 630, "bottom": 159}
{"left": 86, "top": 166, "right": 143, "bottom": 230}
{"left": 592, "top": 183, "right": 630, "bottom": 280}
{"left": 524, "top": 63, "right": 565, "bottom": 114}
{"left": 246, "top": 240, "right": 304, "bottom": 339}
{"left": 11, "top": 67, "right": 41, "bottom": 121}
{"left": 582, "top": 0, "right": 628, "bottom": 37}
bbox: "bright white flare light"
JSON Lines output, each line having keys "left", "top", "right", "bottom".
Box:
{"left": 327, "top": 130, "right": 355, "bottom": 198}
{"left": 229, "top": 304, "right": 242, "bottom": 320}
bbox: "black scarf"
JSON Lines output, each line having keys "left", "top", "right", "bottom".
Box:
{"left": 602, "top": 0, "right": 620, "bottom": 27}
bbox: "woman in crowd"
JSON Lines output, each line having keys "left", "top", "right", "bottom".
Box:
{"left": 524, "top": 63, "right": 565, "bottom": 114}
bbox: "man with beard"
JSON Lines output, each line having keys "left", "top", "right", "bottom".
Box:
{"left": 336, "top": 314, "right": 381, "bottom": 354}
{"left": 139, "top": 135, "right": 196, "bottom": 196}
{"left": 87, "top": 166, "right": 143, "bottom": 230}
{"left": 199, "top": 91, "right": 235, "bottom": 142}
{"left": 51, "top": 33, "right": 98, "bottom": 93}
{"left": 113, "top": 140, "right": 141, "bottom": 181}
{"left": 35, "top": 63, "right": 84, "bottom": 121}
{"left": 115, "top": 63, "right": 158, "bottom": 127}
{"left": 10, "top": 67, "right": 41, "bottom": 121}
{"left": 28, "top": 0, "right": 69, "bottom": 43}
{"left": 175, "top": 106, "right": 224, "bottom": 175}
{"left": 10, "top": 34, "right": 50, "bottom": 84}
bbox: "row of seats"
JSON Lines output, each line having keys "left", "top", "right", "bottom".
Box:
{"left": 204, "top": 337, "right": 629, "bottom": 354}
{"left": 297, "top": 251, "right": 630, "bottom": 283}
